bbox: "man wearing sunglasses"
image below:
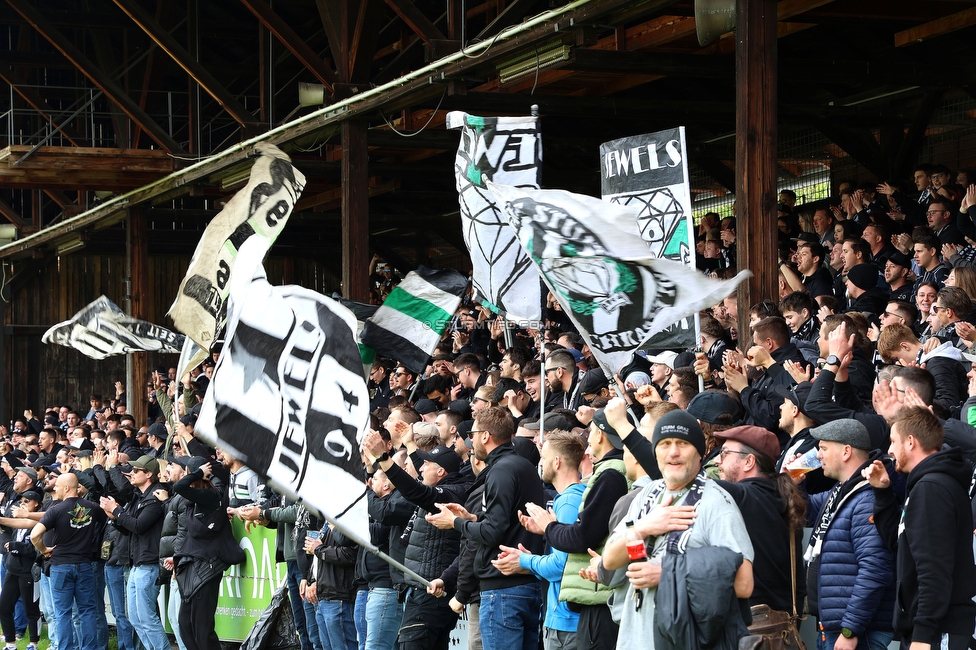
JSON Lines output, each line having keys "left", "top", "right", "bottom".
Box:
{"left": 99, "top": 456, "right": 169, "bottom": 650}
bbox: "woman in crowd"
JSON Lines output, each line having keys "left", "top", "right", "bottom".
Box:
{"left": 173, "top": 459, "right": 244, "bottom": 650}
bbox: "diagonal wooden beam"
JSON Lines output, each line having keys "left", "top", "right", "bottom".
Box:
{"left": 6, "top": 0, "right": 184, "bottom": 153}
{"left": 316, "top": 0, "right": 345, "bottom": 80}
{"left": 0, "top": 197, "right": 29, "bottom": 230}
{"left": 113, "top": 0, "right": 258, "bottom": 130}
{"left": 0, "top": 64, "right": 83, "bottom": 146}
{"left": 384, "top": 0, "right": 445, "bottom": 46}
{"left": 894, "top": 6, "right": 976, "bottom": 47}
{"left": 893, "top": 88, "right": 947, "bottom": 178}
{"left": 239, "top": 0, "right": 336, "bottom": 88}
{"left": 477, "top": 0, "right": 541, "bottom": 40}
{"left": 348, "top": 0, "right": 382, "bottom": 82}
{"left": 813, "top": 121, "right": 889, "bottom": 179}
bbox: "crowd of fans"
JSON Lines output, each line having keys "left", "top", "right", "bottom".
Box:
{"left": 2, "top": 161, "right": 976, "bottom": 650}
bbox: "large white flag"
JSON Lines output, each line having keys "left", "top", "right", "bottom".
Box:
{"left": 196, "top": 238, "right": 370, "bottom": 542}
{"left": 168, "top": 143, "right": 306, "bottom": 352}
{"left": 488, "top": 183, "right": 751, "bottom": 376}
{"left": 448, "top": 111, "right": 542, "bottom": 323}
{"left": 42, "top": 296, "right": 184, "bottom": 360}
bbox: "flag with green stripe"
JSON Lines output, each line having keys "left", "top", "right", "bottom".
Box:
{"left": 360, "top": 267, "right": 468, "bottom": 374}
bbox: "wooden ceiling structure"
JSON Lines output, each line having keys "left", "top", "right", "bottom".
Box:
{"left": 0, "top": 0, "right": 972, "bottom": 321}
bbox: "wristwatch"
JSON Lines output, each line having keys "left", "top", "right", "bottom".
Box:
{"left": 824, "top": 354, "right": 840, "bottom": 367}
{"left": 840, "top": 628, "right": 854, "bottom": 639}
{"left": 371, "top": 452, "right": 390, "bottom": 471}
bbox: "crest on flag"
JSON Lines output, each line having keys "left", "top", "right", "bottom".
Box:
{"left": 489, "top": 183, "right": 750, "bottom": 375}
{"left": 448, "top": 111, "right": 542, "bottom": 323}
{"left": 42, "top": 296, "right": 184, "bottom": 360}
{"left": 196, "top": 238, "right": 370, "bottom": 542}
{"left": 168, "top": 143, "right": 306, "bottom": 352}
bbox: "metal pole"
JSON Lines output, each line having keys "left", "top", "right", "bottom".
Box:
{"left": 694, "top": 312, "right": 704, "bottom": 393}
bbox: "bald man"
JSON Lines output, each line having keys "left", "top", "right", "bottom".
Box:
{"left": 31, "top": 473, "right": 107, "bottom": 650}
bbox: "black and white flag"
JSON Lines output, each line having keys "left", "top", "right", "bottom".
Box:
{"left": 601, "top": 128, "right": 697, "bottom": 349}
{"left": 196, "top": 238, "right": 370, "bottom": 542}
{"left": 42, "top": 296, "right": 184, "bottom": 360}
{"left": 169, "top": 143, "right": 306, "bottom": 353}
{"left": 488, "top": 182, "right": 750, "bottom": 376}
{"left": 448, "top": 111, "right": 542, "bottom": 323}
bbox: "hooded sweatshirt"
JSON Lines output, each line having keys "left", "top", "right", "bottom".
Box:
{"left": 872, "top": 448, "right": 976, "bottom": 645}
{"left": 918, "top": 342, "right": 969, "bottom": 414}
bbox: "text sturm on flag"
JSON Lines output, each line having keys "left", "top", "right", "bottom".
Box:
{"left": 488, "top": 182, "right": 750, "bottom": 376}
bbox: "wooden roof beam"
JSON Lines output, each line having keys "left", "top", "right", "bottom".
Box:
{"left": 239, "top": 0, "right": 336, "bottom": 88}
{"left": 112, "top": 0, "right": 259, "bottom": 131}
{"left": 894, "top": 6, "right": 976, "bottom": 47}
{"left": 384, "top": 0, "right": 446, "bottom": 47}
{"left": 6, "top": 0, "right": 184, "bottom": 153}
{"left": 0, "top": 197, "right": 29, "bottom": 230}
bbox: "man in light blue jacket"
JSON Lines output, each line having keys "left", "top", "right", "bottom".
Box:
{"left": 491, "top": 430, "right": 587, "bottom": 650}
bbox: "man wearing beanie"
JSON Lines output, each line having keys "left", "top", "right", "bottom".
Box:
{"left": 843, "top": 264, "right": 887, "bottom": 316}
{"left": 600, "top": 400, "right": 754, "bottom": 650}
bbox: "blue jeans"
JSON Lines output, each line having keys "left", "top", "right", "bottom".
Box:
{"left": 104, "top": 565, "right": 134, "bottom": 650}
{"left": 818, "top": 630, "right": 894, "bottom": 650}
{"left": 304, "top": 598, "right": 323, "bottom": 650}
{"left": 39, "top": 573, "right": 58, "bottom": 650}
{"left": 72, "top": 562, "right": 107, "bottom": 650}
{"left": 315, "top": 599, "right": 358, "bottom": 650}
{"left": 168, "top": 577, "right": 187, "bottom": 650}
{"left": 355, "top": 590, "right": 368, "bottom": 650}
{"left": 49, "top": 563, "right": 98, "bottom": 650}
{"left": 286, "top": 560, "right": 314, "bottom": 650}
{"left": 364, "top": 588, "right": 403, "bottom": 650}
{"left": 125, "top": 565, "right": 169, "bottom": 650}
{"left": 479, "top": 583, "right": 542, "bottom": 650}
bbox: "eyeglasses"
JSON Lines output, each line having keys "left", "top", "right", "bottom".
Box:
{"left": 882, "top": 311, "right": 902, "bottom": 320}
{"left": 931, "top": 305, "right": 943, "bottom": 313}
{"left": 469, "top": 429, "right": 488, "bottom": 436}
{"left": 544, "top": 367, "right": 561, "bottom": 374}
{"left": 719, "top": 449, "right": 751, "bottom": 459}
{"left": 926, "top": 210, "right": 948, "bottom": 215}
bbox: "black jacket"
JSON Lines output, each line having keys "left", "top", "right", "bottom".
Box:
{"left": 443, "top": 472, "right": 485, "bottom": 605}
{"left": 714, "top": 477, "right": 800, "bottom": 612}
{"left": 455, "top": 443, "right": 546, "bottom": 591}
{"left": 384, "top": 461, "right": 470, "bottom": 586}
{"left": 804, "top": 369, "right": 890, "bottom": 451}
{"left": 111, "top": 481, "right": 165, "bottom": 566}
{"left": 845, "top": 288, "right": 889, "bottom": 317}
{"left": 366, "top": 488, "right": 414, "bottom": 587}
{"left": 311, "top": 526, "right": 358, "bottom": 601}
{"left": 544, "top": 449, "right": 629, "bottom": 554}
{"left": 872, "top": 448, "right": 976, "bottom": 645}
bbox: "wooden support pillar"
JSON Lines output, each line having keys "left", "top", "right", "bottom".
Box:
{"left": 127, "top": 209, "right": 149, "bottom": 427}
{"left": 342, "top": 120, "right": 369, "bottom": 301}
{"left": 734, "top": 0, "right": 778, "bottom": 342}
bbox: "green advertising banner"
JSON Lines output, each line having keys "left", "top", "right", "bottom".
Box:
{"left": 214, "top": 519, "right": 289, "bottom": 642}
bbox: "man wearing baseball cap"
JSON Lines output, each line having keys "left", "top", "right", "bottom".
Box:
{"left": 98, "top": 456, "right": 169, "bottom": 650}
{"left": 804, "top": 420, "right": 895, "bottom": 650}
{"left": 712, "top": 426, "right": 801, "bottom": 613}
{"left": 361, "top": 423, "right": 471, "bottom": 650}
{"left": 600, "top": 401, "right": 754, "bottom": 650}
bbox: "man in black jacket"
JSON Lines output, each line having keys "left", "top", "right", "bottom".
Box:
{"left": 426, "top": 406, "right": 546, "bottom": 650}
{"left": 363, "top": 427, "right": 471, "bottom": 650}
{"left": 97, "top": 455, "right": 169, "bottom": 650}
{"left": 864, "top": 407, "right": 976, "bottom": 650}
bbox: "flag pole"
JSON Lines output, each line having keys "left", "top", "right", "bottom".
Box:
{"left": 531, "top": 103, "right": 547, "bottom": 437}
{"left": 694, "top": 311, "right": 705, "bottom": 393}
{"left": 318, "top": 510, "right": 433, "bottom": 589}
